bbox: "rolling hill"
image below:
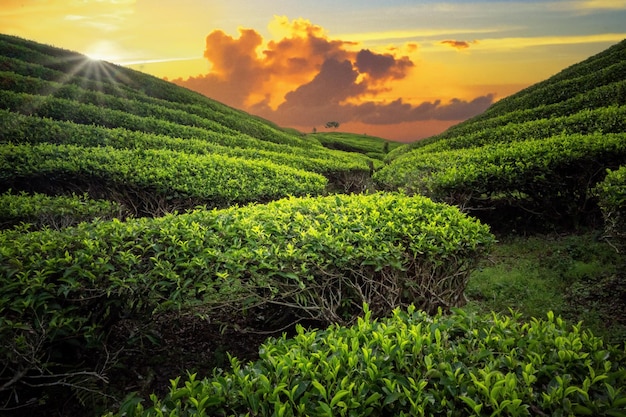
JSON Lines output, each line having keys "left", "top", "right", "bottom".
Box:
{"left": 375, "top": 38, "right": 626, "bottom": 231}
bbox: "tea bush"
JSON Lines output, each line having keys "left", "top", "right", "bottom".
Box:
{"left": 0, "top": 143, "right": 327, "bottom": 215}
{"left": 594, "top": 166, "right": 626, "bottom": 249}
{"left": 0, "top": 110, "right": 372, "bottom": 191}
{"left": 375, "top": 133, "right": 626, "bottom": 228}
{"left": 0, "top": 193, "right": 493, "bottom": 411}
{"left": 105, "top": 305, "right": 626, "bottom": 417}
{"left": 0, "top": 190, "right": 123, "bottom": 229}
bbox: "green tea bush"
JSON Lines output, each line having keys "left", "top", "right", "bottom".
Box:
{"left": 0, "top": 143, "right": 326, "bottom": 215}
{"left": 0, "top": 193, "right": 493, "bottom": 412}
{"left": 375, "top": 133, "right": 626, "bottom": 229}
{"left": 594, "top": 166, "right": 626, "bottom": 249}
{"left": 386, "top": 81, "right": 626, "bottom": 162}
{"left": 0, "top": 190, "right": 123, "bottom": 230}
{"left": 0, "top": 110, "right": 372, "bottom": 191}
{"left": 416, "top": 105, "right": 626, "bottom": 154}
{"left": 474, "top": 53, "right": 626, "bottom": 119}
{"left": 105, "top": 306, "right": 626, "bottom": 417}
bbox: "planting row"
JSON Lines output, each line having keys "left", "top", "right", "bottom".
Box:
{"left": 411, "top": 105, "right": 626, "bottom": 155}
{"left": 0, "top": 193, "right": 494, "bottom": 411}
{"left": 0, "top": 90, "right": 313, "bottom": 155}
{"left": 105, "top": 306, "right": 626, "bottom": 417}
{"left": 375, "top": 132, "right": 626, "bottom": 227}
{"left": 0, "top": 70, "right": 308, "bottom": 148}
{"left": 475, "top": 53, "right": 626, "bottom": 120}
{"left": 0, "top": 190, "right": 122, "bottom": 230}
{"left": 0, "top": 143, "right": 326, "bottom": 215}
{"left": 389, "top": 79, "right": 626, "bottom": 161}
{"left": 0, "top": 110, "right": 372, "bottom": 189}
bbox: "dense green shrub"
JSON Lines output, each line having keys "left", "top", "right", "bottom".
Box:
{"left": 375, "top": 133, "right": 626, "bottom": 228}
{"left": 483, "top": 60, "right": 626, "bottom": 115}
{"left": 0, "top": 143, "right": 326, "bottom": 215}
{"left": 0, "top": 193, "right": 493, "bottom": 412}
{"left": 594, "top": 166, "right": 626, "bottom": 248}
{"left": 105, "top": 306, "right": 626, "bottom": 417}
{"left": 416, "top": 105, "right": 626, "bottom": 154}
{"left": 386, "top": 81, "right": 626, "bottom": 162}
{"left": 0, "top": 110, "right": 372, "bottom": 191}
{"left": 0, "top": 190, "right": 123, "bottom": 230}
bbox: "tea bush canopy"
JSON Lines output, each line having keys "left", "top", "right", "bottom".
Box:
{"left": 105, "top": 305, "right": 626, "bottom": 417}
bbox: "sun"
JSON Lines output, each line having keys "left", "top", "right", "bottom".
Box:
{"left": 84, "top": 41, "right": 123, "bottom": 63}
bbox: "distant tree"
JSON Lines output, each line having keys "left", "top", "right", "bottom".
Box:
{"left": 325, "top": 121, "right": 340, "bottom": 129}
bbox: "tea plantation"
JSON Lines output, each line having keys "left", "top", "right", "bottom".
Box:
{"left": 1, "top": 33, "right": 625, "bottom": 416}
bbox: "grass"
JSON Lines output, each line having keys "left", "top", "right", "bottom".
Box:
{"left": 465, "top": 230, "right": 626, "bottom": 345}
{"left": 306, "top": 131, "right": 403, "bottom": 157}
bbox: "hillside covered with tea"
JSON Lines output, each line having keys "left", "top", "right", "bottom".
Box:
{"left": 1, "top": 34, "right": 625, "bottom": 417}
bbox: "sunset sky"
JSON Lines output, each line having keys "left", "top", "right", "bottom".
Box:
{"left": 2, "top": 1, "right": 626, "bottom": 141}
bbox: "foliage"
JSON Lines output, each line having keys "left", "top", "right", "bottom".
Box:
{"left": 0, "top": 190, "right": 123, "bottom": 230}
{"left": 0, "top": 193, "right": 493, "bottom": 412}
{"left": 375, "top": 133, "right": 626, "bottom": 229}
{"left": 594, "top": 166, "right": 626, "bottom": 249}
{"left": 105, "top": 305, "right": 626, "bottom": 417}
{"left": 0, "top": 143, "right": 326, "bottom": 215}
{"left": 0, "top": 110, "right": 372, "bottom": 191}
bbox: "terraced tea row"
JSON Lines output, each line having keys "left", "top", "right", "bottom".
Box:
{"left": 0, "top": 110, "right": 371, "bottom": 187}
{"left": 0, "top": 68, "right": 308, "bottom": 147}
{"left": 375, "top": 132, "right": 626, "bottom": 228}
{"left": 0, "top": 191, "right": 122, "bottom": 230}
{"left": 0, "top": 143, "right": 326, "bottom": 215}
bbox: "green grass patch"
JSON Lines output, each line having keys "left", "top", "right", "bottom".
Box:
{"left": 465, "top": 232, "right": 626, "bottom": 345}
{"left": 308, "top": 132, "right": 402, "bottom": 157}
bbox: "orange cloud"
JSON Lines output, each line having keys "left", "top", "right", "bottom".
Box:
{"left": 441, "top": 39, "right": 479, "bottom": 50}
{"left": 173, "top": 17, "right": 493, "bottom": 130}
